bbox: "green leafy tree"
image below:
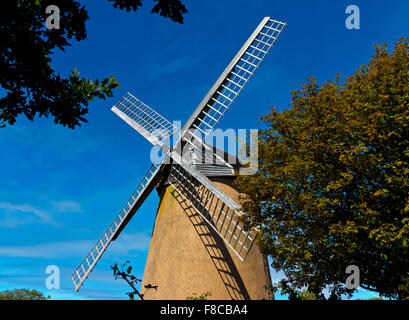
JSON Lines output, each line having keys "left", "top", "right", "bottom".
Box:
{"left": 0, "top": 288, "right": 50, "bottom": 300}
{"left": 298, "top": 290, "right": 318, "bottom": 301}
{"left": 186, "top": 292, "right": 212, "bottom": 300}
{"left": 236, "top": 38, "right": 409, "bottom": 300}
{"left": 0, "top": 0, "right": 187, "bottom": 128}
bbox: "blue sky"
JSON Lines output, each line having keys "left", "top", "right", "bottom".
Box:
{"left": 1, "top": 0, "right": 408, "bottom": 300}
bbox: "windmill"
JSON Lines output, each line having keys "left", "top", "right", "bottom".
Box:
{"left": 71, "top": 17, "right": 286, "bottom": 299}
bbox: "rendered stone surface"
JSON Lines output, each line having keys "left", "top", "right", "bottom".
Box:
{"left": 141, "top": 177, "right": 272, "bottom": 300}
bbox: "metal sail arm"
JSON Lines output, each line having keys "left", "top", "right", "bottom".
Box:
{"left": 168, "top": 150, "right": 256, "bottom": 261}
{"left": 177, "top": 17, "right": 286, "bottom": 149}
{"left": 112, "top": 92, "right": 179, "bottom": 147}
{"left": 167, "top": 17, "right": 286, "bottom": 259}
{"left": 71, "top": 163, "right": 165, "bottom": 292}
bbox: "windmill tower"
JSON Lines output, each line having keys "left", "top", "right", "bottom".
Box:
{"left": 71, "top": 17, "right": 286, "bottom": 299}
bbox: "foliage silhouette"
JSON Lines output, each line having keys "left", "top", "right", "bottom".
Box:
{"left": 0, "top": 0, "right": 187, "bottom": 128}
{"left": 112, "top": 261, "right": 157, "bottom": 300}
{"left": 186, "top": 292, "right": 211, "bottom": 300}
{"left": 0, "top": 288, "right": 50, "bottom": 300}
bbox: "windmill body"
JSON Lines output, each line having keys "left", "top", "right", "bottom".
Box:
{"left": 71, "top": 17, "right": 286, "bottom": 299}
{"left": 142, "top": 175, "right": 271, "bottom": 300}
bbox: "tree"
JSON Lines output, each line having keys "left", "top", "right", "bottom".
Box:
{"left": 186, "top": 292, "right": 212, "bottom": 300}
{"left": 0, "top": 288, "right": 50, "bottom": 300}
{"left": 108, "top": 0, "right": 187, "bottom": 23}
{"left": 0, "top": 0, "right": 187, "bottom": 128}
{"left": 111, "top": 261, "right": 157, "bottom": 300}
{"left": 236, "top": 38, "right": 409, "bottom": 300}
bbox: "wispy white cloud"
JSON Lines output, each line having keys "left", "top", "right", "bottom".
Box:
{"left": 0, "top": 240, "right": 92, "bottom": 258}
{"left": 0, "top": 201, "right": 60, "bottom": 228}
{"left": 50, "top": 201, "right": 83, "bottom": 214}
{"left": 0, "top": 232, "right": 150, "bottom": 259}
{"left": 0, "top": 200, "right": 84, "bottom": 228}
{"left": 109, "top": 232, "right": 151, "bottom": 255}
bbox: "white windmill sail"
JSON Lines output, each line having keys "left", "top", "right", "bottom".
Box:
{"left": 177, "top": 17, "right": 286, "bottom": 175}
{"left": 71, "top": 163, "right": 163, "bottom": 291}
{"left": 178, "top": 17, "right": 286, "bottom": 152}
{"left": 111, "top": 92, "right": 179, "bottom": 148}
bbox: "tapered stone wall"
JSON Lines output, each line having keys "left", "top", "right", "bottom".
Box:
{"left": 141, "top": 177, "right": 272, "bottom": 300}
